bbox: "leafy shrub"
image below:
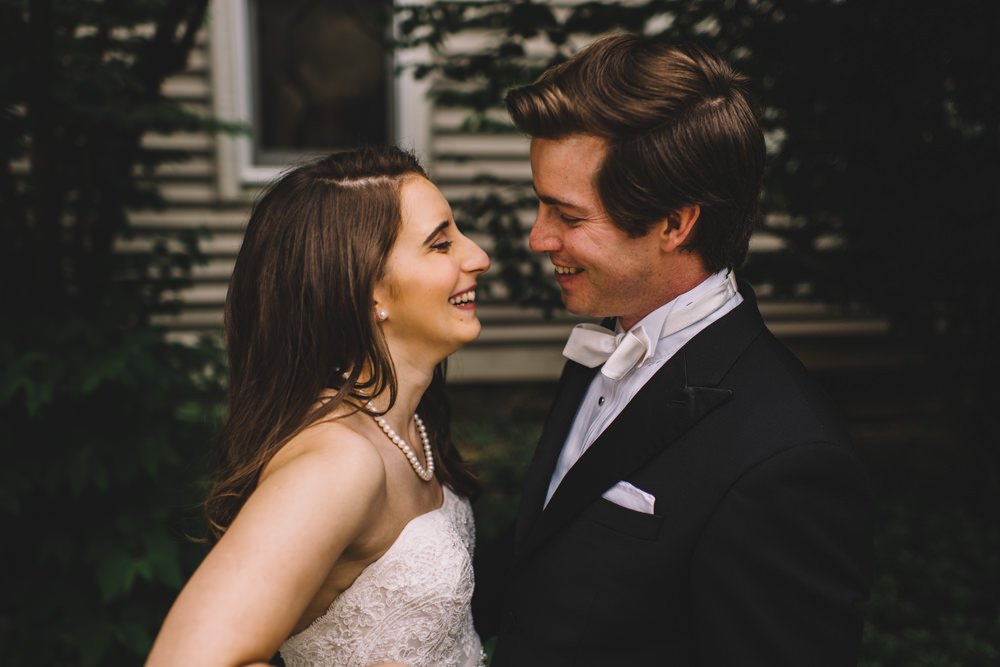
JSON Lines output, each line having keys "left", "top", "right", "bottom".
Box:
{"left": 861, "top": 454, "right": 1000, "bottom": 667}
{"left": 0, "top": 318, "right": 226, "bottom": 665}
{"left": 0, "top": 2, "right": 231, "bottom": 662}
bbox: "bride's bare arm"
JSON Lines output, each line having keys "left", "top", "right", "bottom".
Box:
{"left": 145, "top": 425, "right": 386, "bottom": 667}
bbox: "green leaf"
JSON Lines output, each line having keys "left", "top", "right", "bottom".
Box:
{"left": 97, "top": 549, "right": 137, "bottom": 603}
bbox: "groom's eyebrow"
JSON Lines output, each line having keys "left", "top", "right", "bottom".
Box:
{"left": 423, "top": 220, "right": 450, "bottom": 245}
{"left": 533, "top": 186, "right": 580, "bottom": 211}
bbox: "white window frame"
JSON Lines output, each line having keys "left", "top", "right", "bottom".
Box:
{"left": 209, "top": 0, "right": 432, "bottom": 197}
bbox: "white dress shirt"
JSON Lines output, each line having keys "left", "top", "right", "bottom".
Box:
{"left": 544, "top": 270, "right": 743, "bottom": 506}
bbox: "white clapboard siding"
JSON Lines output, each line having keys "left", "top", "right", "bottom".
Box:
{"left": 135, "top": 16, "right": 887, "bottom": 382}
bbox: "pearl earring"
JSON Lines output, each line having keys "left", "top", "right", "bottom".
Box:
{"left": 377, "top": 309, "right": 388, "bottom": 321}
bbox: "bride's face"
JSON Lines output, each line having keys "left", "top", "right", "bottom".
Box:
{"left": 373, "top": 176, "right": 490, "bottom": 363}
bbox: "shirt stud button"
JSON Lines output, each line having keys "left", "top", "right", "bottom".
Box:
{"left": 598, "top": 396, "right": 605, "bottom": 406}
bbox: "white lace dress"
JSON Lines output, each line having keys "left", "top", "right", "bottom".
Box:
{"left": 279, "top": 486, "right": 485, "bottom": 667}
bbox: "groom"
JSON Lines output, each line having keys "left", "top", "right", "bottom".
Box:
{"left": 475, "top": 34, "right": 874, "bottom": 665}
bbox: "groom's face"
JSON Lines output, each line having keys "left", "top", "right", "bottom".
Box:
{"left": 528, "top": 134, "right": 669, "bottom": 331}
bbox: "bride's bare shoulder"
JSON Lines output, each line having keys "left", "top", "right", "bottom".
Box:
{"left": 262, "top": 414, "right": 386, "bottom": 504}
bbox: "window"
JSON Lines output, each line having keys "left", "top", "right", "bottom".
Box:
{"left": 249, "top": 0, "right": 392, "bottom": 165}
{"left": 211, "top": 0, "right": 430, "bottom": 189}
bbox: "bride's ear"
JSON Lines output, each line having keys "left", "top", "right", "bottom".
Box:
{"left": 372, "top": 280, "right": 389, "bottom": 323}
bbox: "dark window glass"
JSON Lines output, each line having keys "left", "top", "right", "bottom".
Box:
{"left": 250, "top": 0, "right": 393, "bottom": 164}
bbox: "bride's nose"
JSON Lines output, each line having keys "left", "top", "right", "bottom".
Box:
{"left": 461, "top": 235, "right": 490, "bottom": 275}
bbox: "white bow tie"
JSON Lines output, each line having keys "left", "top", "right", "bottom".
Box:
{"left": 562, "top": 271, "right": 739, "bottom": 380}
{"left": 562, "top": 323, "right": 653, "bottom": 380}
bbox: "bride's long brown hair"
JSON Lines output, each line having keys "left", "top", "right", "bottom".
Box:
{"left": 205, "top": 146, "right": 479, "bottom": 543}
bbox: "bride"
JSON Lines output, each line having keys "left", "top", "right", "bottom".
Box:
{"left": 146, "top": 146, "right": 490, "bottom": 667}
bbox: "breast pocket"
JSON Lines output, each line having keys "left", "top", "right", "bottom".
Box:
{"left": 585, "top": 497, "right": 663, "bottom": 541}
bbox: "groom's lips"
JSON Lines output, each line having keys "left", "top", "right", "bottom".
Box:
{"left": 554, "top": 264, "right": 583, "bottom": 276}
{"left": 553, "top": 263, "right": 583, "bottom": 285}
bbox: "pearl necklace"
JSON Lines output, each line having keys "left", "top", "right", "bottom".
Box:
{"left": 366, "top": 402, "right": 435, "bottom": 482}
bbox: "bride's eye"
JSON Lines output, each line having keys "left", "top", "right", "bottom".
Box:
{"left": 431, "top": 240, "right": 453, "bottom": 251}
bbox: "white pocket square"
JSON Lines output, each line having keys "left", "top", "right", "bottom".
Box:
{"left": 601, "top": 480, "right": 656, "bottom": 514}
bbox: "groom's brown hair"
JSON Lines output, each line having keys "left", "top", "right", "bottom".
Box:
{"left": 505, "top": 33, "right": 765, "bottom": 273}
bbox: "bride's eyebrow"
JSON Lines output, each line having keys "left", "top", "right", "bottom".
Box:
{"left": 422, "top": 220, "right": 450, "bottom": 245}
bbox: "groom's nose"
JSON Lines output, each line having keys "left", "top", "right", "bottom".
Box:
{"left": 529, "top": 208, "right": 561, "bottom": 254}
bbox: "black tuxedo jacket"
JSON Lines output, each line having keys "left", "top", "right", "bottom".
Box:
{"left": 477, "top": 284, "right": 874, "bottom": 666}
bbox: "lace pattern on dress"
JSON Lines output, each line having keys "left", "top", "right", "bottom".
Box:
{"left": 279, "top": 486, "right": 484, "bottom": 667}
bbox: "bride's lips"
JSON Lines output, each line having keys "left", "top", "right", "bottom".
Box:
{"left": 448, "top": 286, "right": 477, "bottom": 309}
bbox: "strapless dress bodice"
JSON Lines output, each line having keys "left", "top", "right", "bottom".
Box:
{"left": 279, "top": 486, "right": 484, "bottom": 667}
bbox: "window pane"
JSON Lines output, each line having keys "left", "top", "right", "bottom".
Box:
{"left": 251, "top": 0, "right": 392, "bottom": 164}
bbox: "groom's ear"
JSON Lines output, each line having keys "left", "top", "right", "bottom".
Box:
{"left": 659, "top": 205, "right": 700, "bottom": 253}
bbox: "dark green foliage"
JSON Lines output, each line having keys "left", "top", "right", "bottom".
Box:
{"left": 450, "top": 383, "right": 548, "bottom": 543}
{"left": 0, "top": 0, "right": 242, "bottom": 319}
{"left": 0, "top": 0, "right": 231, "bottom": 663}
{"left": 0, "top": 323, "right": 226, "bottom": 665}
{"left": 861, "top": 452, "right": 1000, "bottom": 667}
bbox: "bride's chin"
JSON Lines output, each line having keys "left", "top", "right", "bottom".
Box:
{"left": 417, "top": 323, "right": 482, "bottom": 362}
{"left": 458, "top": 328, "right": 482, "bottom": 349}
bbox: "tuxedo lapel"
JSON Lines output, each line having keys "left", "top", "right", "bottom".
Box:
{"left": 515, "top": 353, "right": 733, "bottom": 562}
{"left": 513, "top": 360, "right": 598, "bottom": 548}
{"left": 513, "top": 283, "right": 767, "bottom": 564}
